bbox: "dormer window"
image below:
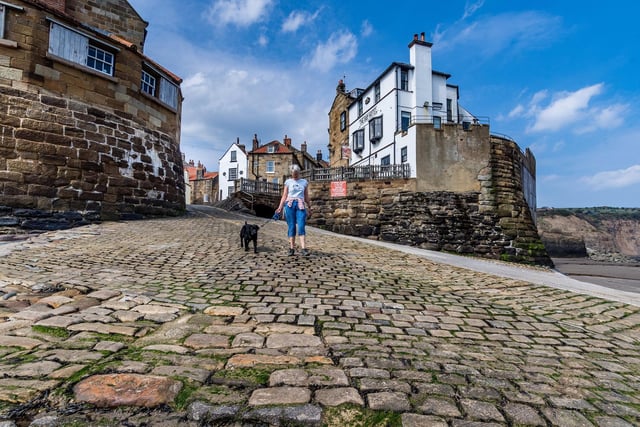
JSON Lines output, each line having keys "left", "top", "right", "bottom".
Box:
{"left": 268, "top": 145, "right": 276, "bottom": 153}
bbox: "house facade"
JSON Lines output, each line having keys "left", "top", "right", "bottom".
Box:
{"left": 184, "top": 160, "right": 218, "bottom": 204}
{"left": 218, "top": 141, "right": 248, "bottom": 200}
{"left": 248, "top": 134, "right": 325, "bottom": 186}
{"left": 0, "top": 0, "right": 184, "bottom": 221}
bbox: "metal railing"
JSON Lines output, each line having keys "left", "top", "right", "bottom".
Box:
{"left": 237, "top": 178, "right": 282, "bottom": 195}
{"left": 302, "top": 163, "right": 411, "bottom": 182}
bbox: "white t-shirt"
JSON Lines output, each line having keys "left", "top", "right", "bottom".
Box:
{"left": 284, "top": 178, "right": 308, "bottom": 200}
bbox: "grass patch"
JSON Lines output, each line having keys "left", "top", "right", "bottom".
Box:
{"left": 211, "top": 367, "right": 273, "bottom": 386}
{"left": 322, "top": 405, "right": 402, "bottom": 427}
{"left": 32, "top": 325, "right": 71, "bottom": 339}
{"left": 173, "top": 381, "right": 195, "bottom": 410}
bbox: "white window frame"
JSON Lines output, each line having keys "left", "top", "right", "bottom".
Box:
{"left": 266, "top": 161, "right": 275, "bottom": 173}
{"left": 381, "top": 155, "right": 391, "bottom": 167}
{"left": 357, "top": 99, "right": 363, "bottom": 116}
{"left": 228, "top": 167, "right": 238, "bottom": 180}
{"left": 142, "top": 62, "right": 179, "bottom": 110}
{"left": 353, "top": 129, "right": 365, "bottom": 153}
{"left": 401, "top": 146, "right": 407, "bottom": 163}
{"left": 87, "top": 44, "right": 114, "bottom": 75}
{"left": 141, "top": 70, "right": 156, "bottom": 96}
{"left": 400, "top": 69, "right": 409, "bottom": 91}
{"left": 369, "top": 116, "right": 383, "bottom": 142}
{"left": 340, "top": 111, "right": 346, "bottom": 131}
{"left": 267, "top": 145, "right": 276, "bottom": 153}
{"left": 374, "top": 82, "right": 380, "bottom": 102}
{"left": 230, "top": 150, "right": 237, "bottom": 162}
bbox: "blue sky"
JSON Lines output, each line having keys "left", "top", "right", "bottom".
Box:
{"left": 127, "top": 0, "right": 640, "bottom": 208}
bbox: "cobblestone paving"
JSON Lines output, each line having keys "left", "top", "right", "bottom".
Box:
{"left": 0, "top": 206, "right": 639, "bottom": 426}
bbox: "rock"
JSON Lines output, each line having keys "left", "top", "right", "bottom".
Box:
{"left": 74, "top": 374, "right": 182, "bottom": 407}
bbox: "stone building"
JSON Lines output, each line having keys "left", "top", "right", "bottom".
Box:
{"left": 184, "top": 160, "right": 218, "bottom": 205}
{"left": 248, "top": 134, "right": 325, "bottom": 185}
{"left": 0, "top": 0, "right": 184, "bottom": 226}
{"left": 321, "top": 33, "right": 549, "bottom": 265}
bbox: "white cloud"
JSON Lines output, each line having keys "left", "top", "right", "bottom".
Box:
{"left": 206, "top": 0, "right": 273, "bottom": 27}
{"left": 462, "top": 0, "right": 485, "bottom": 20}
{"left": 282, "top": 9, "right": 320, "bottom": 33}
{"left": 530, "top": 83, "right": 603, "bottom": 132}
{"left": 361, "top": 20, "right": 373, "bottom": 37}
{"left": 516, "top": 83, "right": 629, "bottom": 134}
{"left": 582, "top": 165, "right": 640, "bottom": 190}
{"left": 307, "top": 31, "right": 358, "bottom": 73}
{"left": 434, "top": 11, "right": 562, "bottom": 58}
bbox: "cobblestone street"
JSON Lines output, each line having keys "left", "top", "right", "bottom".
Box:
{"left": 0, "top": 205, "right": 639, "bottom": 426}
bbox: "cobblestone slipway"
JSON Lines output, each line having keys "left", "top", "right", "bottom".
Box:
{"left": 0, "top": 206, "right": 638, "bottom": 426}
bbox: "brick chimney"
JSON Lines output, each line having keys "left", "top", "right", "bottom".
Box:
{"left": 284, "top": 135, "right": 291, "bottom": 147}
{"left": 252, "top": 134, "right": 259, "bottom": 151}
{"left": 41, "top": 0, "right": 66, "bottom": 13}
{"left": 316, "top": 150, "right": 323, "bottom": 162}
{"left": 337, "top": 79, "right": 346, "bottom": 93}
{"left": 301, "top": 141, "right": 307, "bottom": 153}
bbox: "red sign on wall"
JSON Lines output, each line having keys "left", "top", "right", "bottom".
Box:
{"left": 330, "top": 181, "right": 347, "bottom": 197}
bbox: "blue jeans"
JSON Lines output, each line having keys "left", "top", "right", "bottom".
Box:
{"left": 284, "top": 203, "right": 307, "bottom": 238}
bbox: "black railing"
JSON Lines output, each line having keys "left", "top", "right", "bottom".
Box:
{"left": 302, "top": 164, "right": 411, "bottom": 182}
{"left": 238, "top": 178, "right": 282, "bottom": 195}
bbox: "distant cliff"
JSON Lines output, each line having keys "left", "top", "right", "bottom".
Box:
{"left": 537, "top": 208, "right": 640, "bottom": 262}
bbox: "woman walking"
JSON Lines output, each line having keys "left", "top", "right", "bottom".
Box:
{"left": 275, "top": 164, "right": 312, "bottom": 256}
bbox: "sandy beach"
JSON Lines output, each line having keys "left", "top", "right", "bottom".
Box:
{"left": 553, "top": 258, "right": 640, "bottom": 294}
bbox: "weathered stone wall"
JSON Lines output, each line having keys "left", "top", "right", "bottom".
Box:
{"left": 65, "top": 0, "right": 148, "bottom": 51}
{"left": 308, "top": 136, "right": 552, "bottom": 265}
{"left": 0, "top": 87, "right": 185, "bottom": 220}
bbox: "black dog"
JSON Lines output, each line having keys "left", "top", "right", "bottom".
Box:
{"left": 240, "top": 222, "right": 259, "bottom": 253}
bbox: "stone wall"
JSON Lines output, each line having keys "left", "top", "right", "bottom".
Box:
{"left": 0, "top": 87, "right": 185, "bottom": 220}
{"left": 308, "top": 137, "right": 552, "bottom": 265}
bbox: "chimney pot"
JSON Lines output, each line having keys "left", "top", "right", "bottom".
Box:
{"left": 421, "top": 32, "right": 425, "bottom": 41}
{"left": 414, "top": 34, "right": 418, "bottom": 41}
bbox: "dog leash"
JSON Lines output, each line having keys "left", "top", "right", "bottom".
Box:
{"left": 260, "top": 212, "right": 281, "bottom": 227}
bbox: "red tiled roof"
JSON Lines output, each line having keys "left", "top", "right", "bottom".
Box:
{"left": 185, "top": 166, "right": 217, "bottom": 181}
{"left": 250, "top": 141, "right": 293, "bottom": 154}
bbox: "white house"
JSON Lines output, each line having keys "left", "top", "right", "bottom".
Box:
{"left": 346, "top": 32, "right": 476, "bottom": 177}
{"left": 218, "top": 141, "right": 248, "bottom": 200}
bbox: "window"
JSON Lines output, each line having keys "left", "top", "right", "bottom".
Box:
{"left": 381, "top": 155, "right": 391, "bottom": 167}
{"left": 401, "top": 111, "right": 411, "bottom": 131}
{"left": 266, "top": 161, "right": 275, "bottom": 173}
{"left": 353, "top": 129, "right": 365, "bottom": 153}
{"left": 0, "top": 2, "right": 23, "bottom": 44}
{"left": 357, "top": 99, "right": 363, "bottom": 116}
{"left": 433, "top": 116, "right": 442, "bottom": 129}
{"left": 141, "top": 70, "right": 156, "bottom": 96}
{"left": 48, "top": 22, "right": 118, "bottom": 77}
{"left": 340, "top": 111, "right": 346, "bottom": 131}
{"left": 369, "top": 116, "right": 383, "bottom": 142}
{"left": 87, "top": 44, "right": 114, "bottom": 75}
{"left": 228, "top": 167, "right": 238, "bottom": 180}
{"left": 401, "top": 146, "right": 407, "bottom": 163}
{"left": 400, "top": 69, "right": 409, "bottom": 91}
{"left": 230, "top": 150, "right": 237, "bottom": 162}
{"left": 227, "top": 186, "right": 234, "bottom": 197}
{"left": 374, "top": 82, "right": 381, "bottom": 102}
{"left": 447, "top": 98, "right": 453, "bottom": 122}
{"left": 268, "top": 145, "right": 276, "bottom": 153}
{"left": 140, "top": 63, "right": 179, "bottom": 109}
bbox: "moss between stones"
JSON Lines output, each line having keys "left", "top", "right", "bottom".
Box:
{"left": 322, "top": 405, "right": 402, "bottom": 427}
